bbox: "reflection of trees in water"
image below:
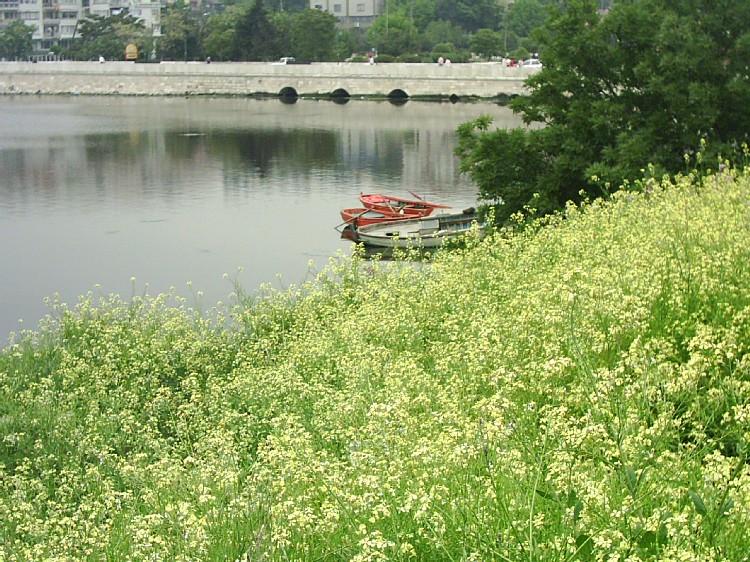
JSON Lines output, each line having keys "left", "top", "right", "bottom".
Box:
{"left": 209, "top": 129, "right": 339, "bottom": 178}
{"left": 1, "top": 123, "right": 466, "bottom": 203}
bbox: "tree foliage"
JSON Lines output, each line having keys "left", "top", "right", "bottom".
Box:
{"left": 506, "top": 0, "right": 549, "bottom": 40}
{"left": 457, "top": 0, "right": 750, "bottom": 223}
{"left": 470, "top": 28, "right": 502, "bottom": 60}
{"left": 65, "top": 13, "right": 149, "bottom": 61}
{"left": 202, "top": 8, "right": 240, "bottom": 61}
{"left": 367, "top": 11, "right": 418, "bottom": 56}
{"left": 234, "top": 0, "right": 278, "bottom": 61}
{"left": 0, "top": 20, "right": 34, "bottom": 60}
{"left": 159, "top": 5, "right": 202, "bottom": 61}
{"left": 434, "top": 0, "right": 501, "bottom": 33}
{"left": 421, "top": 20, "right": 467, "bottom": 50}
{"left": 290, "top": 9, "right": 337, "bottom": 61}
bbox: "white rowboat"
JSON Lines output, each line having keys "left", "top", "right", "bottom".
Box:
{"left": 353, "top": 210, "right": 484, "bottom": 248}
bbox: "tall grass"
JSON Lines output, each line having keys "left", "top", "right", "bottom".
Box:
{"left": 1, "top": 166, "right": 749, "bottom": 561}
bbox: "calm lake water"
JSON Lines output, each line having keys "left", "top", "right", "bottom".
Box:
{"left": 0, "top": 96, "right": 522, "bottom": 340}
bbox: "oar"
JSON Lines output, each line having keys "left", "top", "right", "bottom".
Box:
{"left": 333, "top": 208, "right": 370, "bottom": 232}
{"left": 408, "top": 190, "right": 451, "bottom": 209}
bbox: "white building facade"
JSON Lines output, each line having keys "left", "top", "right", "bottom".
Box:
{"left": 0, "top": 0, "right": 160, "bottom": 53}
{"left": 310, "top": 0, "right": 384, "bottom": 28}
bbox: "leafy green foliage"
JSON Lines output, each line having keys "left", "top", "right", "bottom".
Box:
{"left": 0, "top": 20, "right": 33, "bottom": 60}
{"left": 2, "top": 167, "right": 750, "bottom": 559}
{"left": 203, "top": 7, "right": 242, "bottom": 61}
{"left": 64, "top": 13, "right": 149, "bottom": 61}
{"left": 159, "top": 4, "right": 203, "bottom": 61}
{"left": 334, "top": 28, "right": 368, "bottom": 61}
{"left": 457, "top": 119, "right": 556, "bottom": 215}
{"left": 506, "top": 0, "right": 549, "bottom": 40}
{"left": 420, "top": 19, "right": 467, "bottom": 50}
{"left": 457, "top": 0, "right": 750, "bottom": 223}
{"left": 290, "top": 9, "right": 337, "bottom": 61}
{"left": 470, "top": 28, "right": 503, "bottom": 60}
{"left": 367, "top": 11, "right": 418, "bottom": 56}
{"left": 434, "top": 0, "right": 501, "bottom": 32}
{"left": 234, "top": 0, "right": 278, "bottom": 61}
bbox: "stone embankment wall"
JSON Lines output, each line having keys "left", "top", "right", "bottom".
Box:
{"left": 0, "top": 61, "right": 534, "bottom": 99}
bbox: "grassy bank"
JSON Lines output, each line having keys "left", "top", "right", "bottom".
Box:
{"left": 1, "top": 167, "right": 749, "bottom": 561}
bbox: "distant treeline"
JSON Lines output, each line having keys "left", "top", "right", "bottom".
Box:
{"left": 1, "top": 0, "right": 593, "bottom": 62}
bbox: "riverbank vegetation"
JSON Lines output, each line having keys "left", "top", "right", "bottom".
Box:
{"left": 2, "top": 163, "right": 749, "bottom": 560}
{"left": 4, "top": 0, "right": 569, "bottom": 63}
{"left": 457, "top": 0, "right": 750, "bottom": 224}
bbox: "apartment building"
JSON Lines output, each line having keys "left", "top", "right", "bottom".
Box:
{"left": 0, "top": 0, "right": 160, "bottom": 53}
{"left": 310, "top": 0, "right": 384, "bottom": 28}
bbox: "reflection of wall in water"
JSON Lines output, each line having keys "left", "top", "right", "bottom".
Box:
{"left": 400, "top": 129, "right": 469, "bottom": 197}
{"left": 0, "top": 133, "right": 223, "bottom": 210}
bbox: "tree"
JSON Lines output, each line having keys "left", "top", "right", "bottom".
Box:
{"left": 290, "top": 9, "right": 337, "bottom": 61}
{"left": 159, "top": 5, "right": 202, "bottom": 61}
{"left": 269, "top": 0, "right": 307, "bottom": 11}
{"left": 470, "top": 28, "right": 502, "bottom": 60}
{"left": 505, "top": 0, "right": 548, "bottom": 40}
{"left": 367, "top": 11, "right": 418, "bottom": 56}
{"left": 203, "top": 7, "right": 242, "bottom": 61}
{"left": 0, "top": 20, "right": 33, "bottom": 60}
{"left": 335, "top": 28, "right": 367, "bottom": 60}
{"left": 421, "top": 20, "right": 467, "bottom": 51}
{"left": 387, "top": 0, "right": 437, "bottom": 31}
{"left": 65, "top": 13, "right": 149, "bottom": 61}
{"left": 271, "top": 10, "right": 293, "bottom": 58}
{"left": 234, "top": 0, "right": 279, "bottom": 61}
{"left": 434, "top": 0, "right": 500, "bottom": 32}
{"left": 456, "top": 0, "right": 750, "bottom": 223}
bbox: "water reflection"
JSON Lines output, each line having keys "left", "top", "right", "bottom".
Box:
{"left": 0, "top": 96, "right": 523, "bottom": 339}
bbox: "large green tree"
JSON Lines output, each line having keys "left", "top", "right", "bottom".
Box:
{"left": 0, "top": 20, "right": 34, "bottom": 60}
{"left": 421, "top": 20, "right": 467, "bottom": 50}
{"left": 203, "top": 7, "right": 242, "bottom": 61}
{"left": 159, "top": 5, "right": 202, "bottom": 61}
{"left": 234, "top": 0, "right": 278, "bottom": 61}
{"left": 505, "top": 0, "right": 549, "bottom": 40}
{"left": 456, "top": 0, "right": 750, "bottom": 223}
{"left": 386, "top": 0, "right": 437, "bottom": 31}
{"left": 470, "top": 28, "right": 502, "bottom": 60}
{"left": 290, "top": 9, "right": 337, "bottom": 61}
{"left": 367, "top": 11, "right": 418, "bottom": 56}
{"left": 434, "top": 0, "right": 500, "bottom": 32}
{"left": 65, "top": 13, "right": 149, "bottom": 61}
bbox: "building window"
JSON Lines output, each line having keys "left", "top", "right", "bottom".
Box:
{"left": 313, "top": 4, "right": 322, "bottom": 9}
{"left": 333, "top": 4, "right": 341, "bottom": 12}
{"left": 357, "top": 3, "right": 364, "bottom": 11}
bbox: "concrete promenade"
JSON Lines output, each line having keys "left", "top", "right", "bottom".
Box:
{"left": 0, "top": 61, "right": 535, "bottom": 99}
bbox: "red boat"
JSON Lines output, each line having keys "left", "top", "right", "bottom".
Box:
{"left": 359, "top": 192, "right": 451, "bottom": 216}
{"left": 340, "top": 207, "right": 422, "bottom": 228}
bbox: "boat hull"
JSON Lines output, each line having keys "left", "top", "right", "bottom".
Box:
{"left": 359, "top": 193, "right": 450, "bottom": 216}
{"left": 340, "top": 207, "right": 422, "bottom": 227}
{"left": 354, "top": 211, "right": 484, "bottom": 248}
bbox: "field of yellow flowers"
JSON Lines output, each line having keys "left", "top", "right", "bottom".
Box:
{"left": 1, "top": 166, "right": 749, "bottom": 561}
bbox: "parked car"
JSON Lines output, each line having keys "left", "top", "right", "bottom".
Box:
{"left": 522, "top": 58, "right": 542, "bottom": 68}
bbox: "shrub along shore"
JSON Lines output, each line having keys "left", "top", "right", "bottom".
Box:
{"left": 1, "top": 167, "right": 749, "bottom": 561}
